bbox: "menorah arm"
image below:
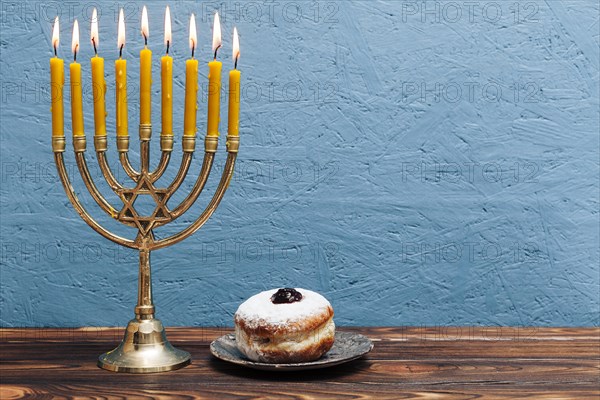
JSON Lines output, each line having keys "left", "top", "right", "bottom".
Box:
{"left": 150, "top": 151, "right": 171, "bottom": 183}
{"left": 53, "top": 149, "right": 137, "bottom": 249}
{"left": 165, "top": 152, "right": 193, "bottom": 195}
{"left": 115, "top": 136, "right": 140, "bottom": 180}
{"left": 169, "top": 153, "right": 215, "bottom": 219}
{"left": 150, "top": 135, "right": 175, "bottom": 183}
{"left": 153, "top": 137, "right": 217, "bottom": 229}
{"left": 151, "top": 136, "right": 238, "bottom": 251}
{"left": 119, "top": 152, "right": 140, "bottom": 180}
{"left": 93, "top": 136, "right": 125, "bottom": 193}
{"left": 163, "top": 135, "right": 215, "bottom": 196}
{"left": 97, "top": 152, "right": 125, "bottom": 192}
{"left": 75, "top": 152, "right": 120, "bottom": 219}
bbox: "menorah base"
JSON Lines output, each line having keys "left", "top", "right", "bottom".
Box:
{"left": 98, "top": 318, "right": 191, "bottom": 373}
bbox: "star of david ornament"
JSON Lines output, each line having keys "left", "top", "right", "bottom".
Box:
{"left": 118, "top": 175, "right": 171, "bottom": 235}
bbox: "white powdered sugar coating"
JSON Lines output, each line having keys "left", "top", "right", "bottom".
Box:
{"left": 235, "top": 288, "right": 331, "bottom": 329}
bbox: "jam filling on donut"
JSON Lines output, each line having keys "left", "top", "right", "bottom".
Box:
{"left": 271, "top": 288, "right": 302, "bottom": 304}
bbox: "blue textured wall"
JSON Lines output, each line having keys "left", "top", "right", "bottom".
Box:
{"left": 0, "top": 1, "right": 598, "bottom": 327}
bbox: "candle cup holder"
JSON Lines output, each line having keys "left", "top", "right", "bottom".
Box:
{"left": 53, "top": 126, "right": 239, "bottom": 373}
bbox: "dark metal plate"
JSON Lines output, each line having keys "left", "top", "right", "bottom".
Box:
{"left": 210, "top": 331, "right": 373, "bottom": 371}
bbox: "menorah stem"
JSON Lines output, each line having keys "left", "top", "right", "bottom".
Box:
{"left": 135, "top": 246, "right": 155, "bottom": 319}
{"left": 97, "top": 236, "right": 191, "bottom": 373}
{"left": 140, "top": 124, "right": 151, "bottom": 174}
{"left": 140, "top": 141, "right": 150, "bottom": 174}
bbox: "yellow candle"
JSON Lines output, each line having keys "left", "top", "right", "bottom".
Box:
{"left": 207, "top": 13, "right": 222, "bottom": 137}
{"left": 227, "top": 70, "right": 240, "bottom": 136}
{"left": 70, "top": 20, "right": 84, "bottom": 137}
{"left": 90, "top": 9, "right": 106, "bottom": 136}
{"left": 116, "top": 9, "right": 128, "bottom": 137}
{"left": 139, "top": 6, "right": 152, "bottom": 125}
{"left": 116, "top": 58, "right": 128, "bottom": 136}
{"left": 183, "top": 14, "right": 198, "bottom": 137}
{"left": 207, "top": 60, "right": 222, "bottom": 137}
{"left": 91, "top": 56, "right": 106, "bottom": 135}
{"left": 50, "top": 17, "right": 64, "bottom": 137}
{"left": 228, "top": 28, "right": 241, "bottom": 137}
{"left": 184, "top": 58, "right": 198, "bottom": 137}
{"left": 162, "top": 55, "right": 173, "bottom": 135}
{"left": 51, "top": 57, "right": 65, "bottom": 137}
{"left": 161, "top": 6, "right": 173, "bottom": 136}
{"left": 70, "top": 62, "right": 84, "bottom": 136}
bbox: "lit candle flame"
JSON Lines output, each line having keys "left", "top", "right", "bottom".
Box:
{"left": 189, "top": 13, "right": 197, "bottom": 54}
{"left": 164, "top": 6, "right": 171, "bottom": 48}
{"left": 52, "top": 16, "right": 60, "bottom": 51}
{"left": 90, "top": 8, "right": 98, "bottom": 51}
{"left": 117, "top": 8, "right": 125, "bottom": 53}
{"left": 141, "top": 5, "right": 149, "bottom": 43}
{"left": 212, "top": 12, "right": 221, "bottom": 55}
{"left": 71, "top": 19, "right": 79, "bottom": 57}
{"left": 232, "top": 27, "right": 240, "bottom": 66}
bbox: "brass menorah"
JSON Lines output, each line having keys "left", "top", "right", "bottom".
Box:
{"left": 52, "top": 121, "right": 238, "bottom": 372}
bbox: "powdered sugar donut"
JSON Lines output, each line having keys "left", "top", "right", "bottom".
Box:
{"left": 234, "top": 288, "right": 335, "bottom": 363}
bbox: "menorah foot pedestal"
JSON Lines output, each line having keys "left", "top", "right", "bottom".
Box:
{"left": 98, "top": 318, "right": 190, "bottom": 373}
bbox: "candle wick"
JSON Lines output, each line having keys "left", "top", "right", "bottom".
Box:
{"left": 54, "top": 45, "right": 57, "bottom": 57}
{"left": 74, "top": 44, "right": 78, "bottom": 62}
{"left": 191, "top": 45, "right": 195, "bottom": 59}
{"left": 119, "top": 44, "right": 124, "bottom": 58}
{"left": 213, "top": 45, "right": 221, "bottom": 61}
{"left": 166, "top": 40, "right": 170, "bottom": 55}
{"left": 234, "top": 56, "right": 238, "bottom": 70}
{"left": 92, "top": 38, "right": 97, "bottom": 55}
{"left": 144, "top": 34, "right": 147, "bottom": 47}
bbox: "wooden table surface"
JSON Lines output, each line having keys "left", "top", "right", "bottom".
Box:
{"left": 1, "top": 327, "right": 598, "bottom": 399}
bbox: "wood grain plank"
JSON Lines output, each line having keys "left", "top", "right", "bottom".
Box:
{"left": 1, "top": 383, "right": 599, "bottom": 400}
{"left": 1, "top": 327, "right": 598, "bottom": 399}
{"left": 1, "top": 357, "right": 598, "bottom": 386}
